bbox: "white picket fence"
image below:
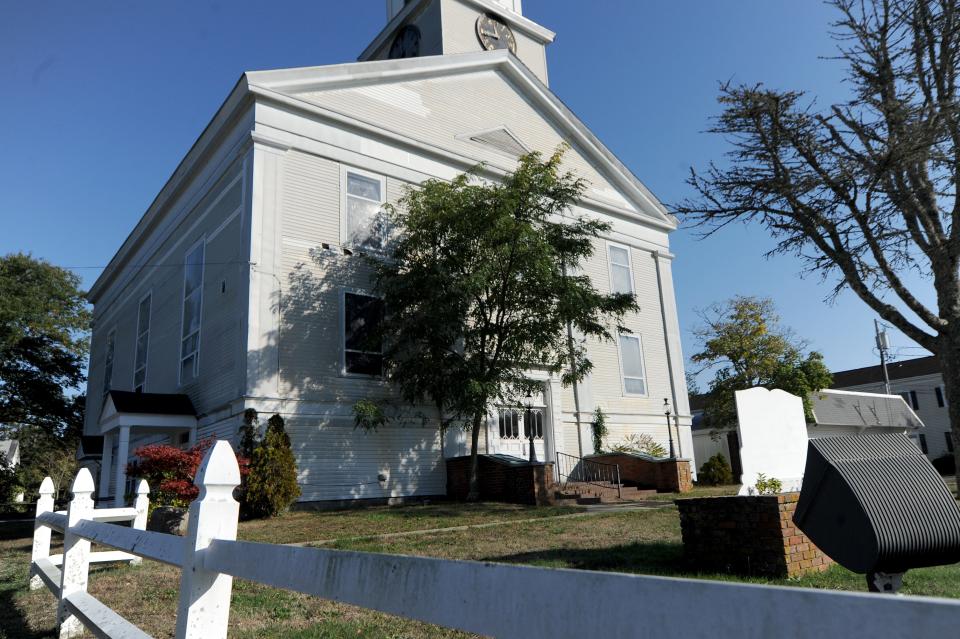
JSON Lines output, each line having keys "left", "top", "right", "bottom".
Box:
{"left": 28, "top": 441, "right": 960, "bottom": 639}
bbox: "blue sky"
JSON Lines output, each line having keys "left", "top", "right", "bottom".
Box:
{"left": 0, "top": 0, "right": 936, "bottom": 384}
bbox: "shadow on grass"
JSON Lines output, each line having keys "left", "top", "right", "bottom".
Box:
{"left": 0, "top": 520, "right": 37, "bottom": 543}
{"left": 0, "top": 523, "right": 50, "bottom": 639}
{"left": 486, "top": 541, "right": 687, "bottom": 576}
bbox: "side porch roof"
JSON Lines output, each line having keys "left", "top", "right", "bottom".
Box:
{"left": 99, "top": 391, "right": 197, "bottom": 435}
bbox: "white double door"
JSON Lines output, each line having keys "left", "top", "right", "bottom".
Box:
{"left": 492, "top": 405, "right": 547, "bottom": 461}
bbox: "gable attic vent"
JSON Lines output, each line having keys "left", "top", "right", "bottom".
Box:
{"left": 458, "top": 127, "right": 530, "bottom": 158}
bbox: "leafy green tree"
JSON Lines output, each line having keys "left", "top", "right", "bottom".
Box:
{"left": 675, "top": 0, "right": 960, "bottom": 484}
{"left": 691, "top": 296, "right": 833, "bottom": 429}
{"left": 0, "top": 453, "right": 24, "bottom": 504}
{"left": 0, "top": 254, "right": 89, "bottom": 494}
{"left": 0, "top": 253, "right": 89, "bottom": 429}
{"left": 373, "top": 149, "right": 638, "bottom": 499}
{"left": 245, "top": 414, "right": 300, "bottom": 518}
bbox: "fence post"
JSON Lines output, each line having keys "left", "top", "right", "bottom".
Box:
{"left": 29, "top": 477, "right": 55, "bottom": 590}
{"left": 175, "top": 441, "right": 240, "bottom": 639}
{"left": 130, "top": 479, "right": 150, "bottom": 566}
{"left": 57, "top": 468, "right": 95, "bottom": 639}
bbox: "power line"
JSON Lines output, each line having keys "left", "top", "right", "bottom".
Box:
{"left": 59, "top": 260, "right": 251, "bottom": 271}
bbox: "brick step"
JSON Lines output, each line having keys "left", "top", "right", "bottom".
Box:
{"left": 556, "top": 482, "right": 658, "bottom": 504}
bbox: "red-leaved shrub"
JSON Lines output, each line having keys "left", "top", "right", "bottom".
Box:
{"left": 126, "top": 438, "right": 249, "bottom": 507}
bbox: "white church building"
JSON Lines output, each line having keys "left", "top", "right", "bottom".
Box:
{"left": 83, "top": 0, "right": 694, "bottom": 506}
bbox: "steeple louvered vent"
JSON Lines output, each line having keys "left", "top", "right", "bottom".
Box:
{"left": 459, "top": 127, "right": 529, "bottom": 158}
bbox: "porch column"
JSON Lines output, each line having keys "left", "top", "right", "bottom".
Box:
{"left": 98, "top": 431, "right": 114, "bottom": 505}
{"left": 543, "top": 379, "right": 560, "bottom": 477}
{"left": 113, "top": 426, "right": 131, "bottom": 507}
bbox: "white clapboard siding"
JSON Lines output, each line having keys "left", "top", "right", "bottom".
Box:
{"left": 557, "top": 237, "right": 671, "bottom": 415}
{"left": 84, "top": 163, "right": 247, "bottom": 437}
{"left": 195, "top": 211, "right": 244, "bottom": 409}
{"left": 282, "top": 150, "right": 340, "bottom": 247}
{"left": 286, "top": 416, "right": 446, "bottom": 501}
{"left": 197, "top": 414, "right": 242, "bottom": 444}
{"left": 298, "top": 69, "right": 637, "bottom": 212}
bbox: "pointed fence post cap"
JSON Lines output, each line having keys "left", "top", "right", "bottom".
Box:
{"left": 136, "top": 479, "right": 150, "bottom": 496}
{"left": 71, "top": 467, "right": 95, "bottom": 496}
{"left": 194, "top": 440, "right": 241, "bottom": 499}
{"left": 38, "top": 477, "right": 55, "bottom": 496}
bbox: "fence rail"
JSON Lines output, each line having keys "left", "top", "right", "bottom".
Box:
{"left": 28, "top": 441, "right": 960, "bottom": 639}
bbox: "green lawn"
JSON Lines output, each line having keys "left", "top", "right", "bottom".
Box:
{"left": 2, "top": 496, "right": 958, "bottom": 638}
{"left": 239, "top": 501, "right": 582, "bottom": 544}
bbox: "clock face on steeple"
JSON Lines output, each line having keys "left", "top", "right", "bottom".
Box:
{"left": 389, "top": 24, "right": 421, "bottom": 59}
{"left": 476, "top": 13, "right": 517, "bottom": 54}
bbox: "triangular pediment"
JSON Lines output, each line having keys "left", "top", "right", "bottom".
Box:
{"left": 246, "top": 51, "right": 675, "bottom": 229}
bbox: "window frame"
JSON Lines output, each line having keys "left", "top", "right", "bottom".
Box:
{"left": 340, "top": 165, "right": 387, "bottom": 251}
{"left": 616, "top": 332, "right": 648, "bottom": 397}
{"left": 606, "top": 241, "right": 635, "bottom": 296}
{"left": 340, "top": 288, "right": 385, "bottom": 378}
{"left": 102, "top": 327, "right": 117, "bottom": 400}
{"left": 178, "top": 238, "right": 205, "bottom": 386}
{"left": 132, "top": 291, "right": 152, "bottom": 393}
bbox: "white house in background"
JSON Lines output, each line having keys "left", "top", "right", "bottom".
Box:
{"left": 691, "top": 389, "right": 924, "bottom": 476}
{"left": 831, "top": 355, "right": 954, "bottom": 460}
{"left": 83, "top": 0, "right": 693, "bottom": 506}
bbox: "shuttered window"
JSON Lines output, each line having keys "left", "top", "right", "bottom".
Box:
{"left": 618, "top": 334, "right": 647, "bottom": 396}
{"left": 133, "top": 294, "right": 151, "bottom": 392}
{"left": 180, "top": 242, "right": 204, "bottom": 384}
{"left": 607, "top": 244, "right": 634, "bottom": 295}
{"left": 345, "top": 170, "right": 387, "bottom": 252}
{"left": 102, "top": 329, "right": 116, "bottom": 399}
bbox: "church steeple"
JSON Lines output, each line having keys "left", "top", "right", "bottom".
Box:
{"left": 361, "top": 0, "right": 554, "bottom": 85}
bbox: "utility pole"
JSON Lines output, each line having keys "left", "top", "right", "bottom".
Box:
{"left": 874, "top": 319, "right": 892, "bottom": 395}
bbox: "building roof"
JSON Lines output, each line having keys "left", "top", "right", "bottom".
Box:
{"left": 106, "top": 391, "right": 196, "bottom": 416}
{"left": 809, "top": 389, "right": 924, "bottom": 430}
{"left": 690, "top": 389, "right": 924, "bottom": 431}
{"left": 831, "top": 355, "right": 940, "bottom": 388}
{"left": 89, "top": 50, "right": 676, "bottom": 305}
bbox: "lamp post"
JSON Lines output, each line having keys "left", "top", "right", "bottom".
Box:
{"left": 664, "top": 398, "right": 676, "bottom": 459}
{"left": 526, "top": 391, "right": 537, "bottom": 463}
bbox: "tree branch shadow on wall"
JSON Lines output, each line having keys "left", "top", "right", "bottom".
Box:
{"left": 246, "top": 247, "right": 446, "bottom": 503}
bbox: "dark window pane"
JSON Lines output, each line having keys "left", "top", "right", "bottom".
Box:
{"left": 945, "top": 432, "right": 954, "bottom": 453}
{"left": 345, "top": 294, "right": 384, "bottom": 353}
{"left": 345, "top": 351, "right": 383, "bottom": 376}
{"left": 910, "top": 390, "right": 919, "bottom": 410}
{"left": 919, "top": 434, "right": 928, "bottom": 454}
{"left": 936, "top": 386, "right": 945, "bottom": 408}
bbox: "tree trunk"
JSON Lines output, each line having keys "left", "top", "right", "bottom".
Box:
{"left": 936, "top": 333, "right": 960, "bottom": 497}
{"left": 466, "top": 411, "right": 484, "bottom": 502}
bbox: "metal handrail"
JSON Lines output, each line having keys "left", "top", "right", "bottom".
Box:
{"left": 556, "top": 452, "right": 621, "bottom": 499}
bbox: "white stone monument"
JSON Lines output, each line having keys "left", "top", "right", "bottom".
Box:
{"left": 734, "top": 387, "right": 808, "bottom": 495}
